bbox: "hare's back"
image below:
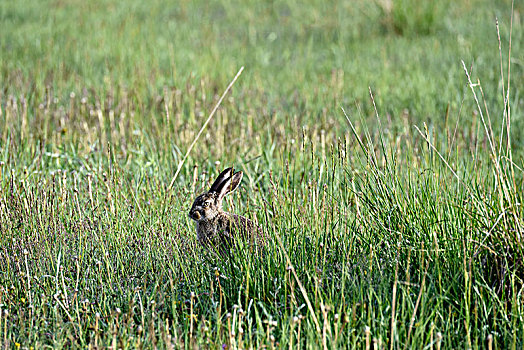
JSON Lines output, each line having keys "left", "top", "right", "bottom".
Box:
{"left": 226, "top": 214, "right": 264, "bottom": 245}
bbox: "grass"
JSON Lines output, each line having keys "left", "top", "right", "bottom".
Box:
{"left": 0, "top": 0, "right": 523, "bottom": 348}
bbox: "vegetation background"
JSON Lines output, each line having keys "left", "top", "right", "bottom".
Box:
{"left": 0, "top": 0, "right": 523, "bottom": 348}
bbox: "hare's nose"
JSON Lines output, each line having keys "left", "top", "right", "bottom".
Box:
{"left": 189, "top": 210, "right": 201, "bottom": 220}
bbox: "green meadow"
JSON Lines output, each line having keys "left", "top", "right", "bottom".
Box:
{"left": 0, "top": 0, "right": 523, "bottom": 348}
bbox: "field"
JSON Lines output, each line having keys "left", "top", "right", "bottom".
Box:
{"left": 1, "top": 0, "right": 523, "bottom": 348}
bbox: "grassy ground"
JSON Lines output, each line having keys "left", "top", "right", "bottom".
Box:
{"left": 0, "top": 0, "right": 523, "bottom": 348}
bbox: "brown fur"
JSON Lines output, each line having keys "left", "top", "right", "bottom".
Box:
{"left": 189, "top": 167, "right": 264, "bottom": 254}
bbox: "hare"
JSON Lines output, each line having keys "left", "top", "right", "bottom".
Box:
{"left": 189, "top": 167, "right": 264, "bottom": 254}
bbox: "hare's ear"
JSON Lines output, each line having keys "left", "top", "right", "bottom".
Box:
{"left": 216, "top": 170, "right": 243, "bottom": 201}
{"left": 209, "top": 167, "right": 233, "bottom": 193}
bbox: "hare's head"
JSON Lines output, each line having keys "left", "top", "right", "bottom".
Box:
{"left": 189, "top": 167, "right": 243, "bottom": 222}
